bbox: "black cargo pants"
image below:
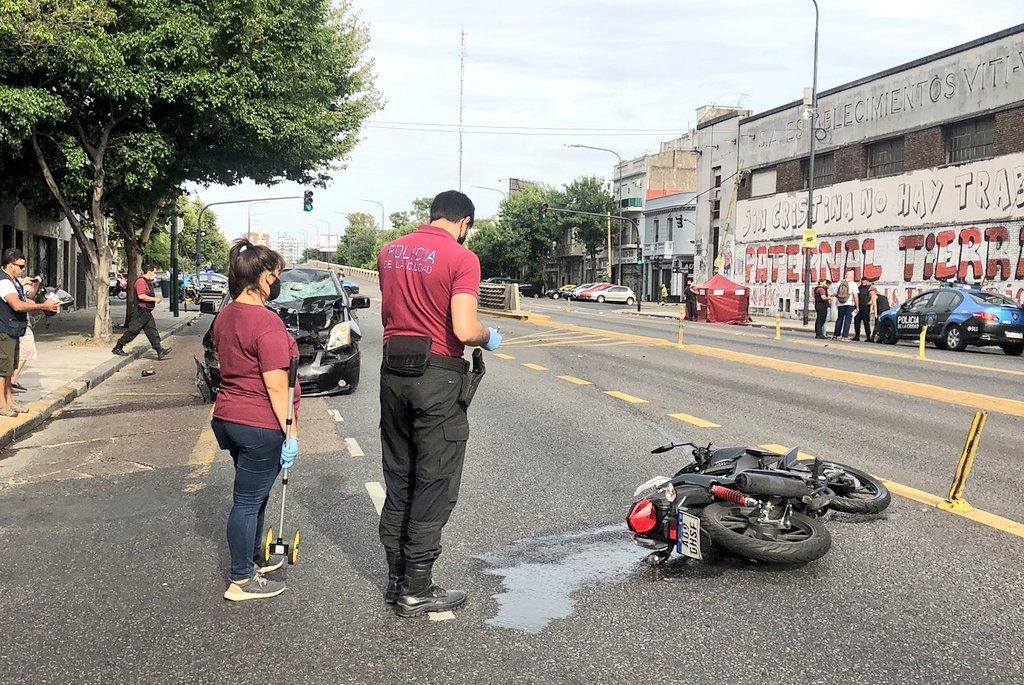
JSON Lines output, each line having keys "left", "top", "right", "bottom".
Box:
{"left": 116, "top": 308, "right": 161, "bottom": 350}
{"left": 379, "top": 365, "right": 469, "bottom": 564}
{"left": 853, "top": 308, "right": 872, "bottom": 340}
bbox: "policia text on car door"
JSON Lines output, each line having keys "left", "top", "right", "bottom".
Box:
{"left": 376, "top": 190, "right": 501, "bottom": 618}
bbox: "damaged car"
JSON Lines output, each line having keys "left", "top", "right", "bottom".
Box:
{"left": 196, "top": 266, "right": 371, "bottom": 401}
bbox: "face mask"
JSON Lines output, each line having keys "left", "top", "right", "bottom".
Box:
{"left": 267, "top": 277, "right": 281, "bottom": 302}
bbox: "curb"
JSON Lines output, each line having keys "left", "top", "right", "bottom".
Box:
{"left": 480, "top": 308, "right": 533, "bottom": 321}
{"left": 0, "top": 315, "right": 198, "bottom": 450}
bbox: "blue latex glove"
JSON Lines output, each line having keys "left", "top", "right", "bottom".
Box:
{"left": 483, "top": 327, "right": 502, "bottom": 351}
{"left": 280, "top": 437, "right": 298, "bottom": 469}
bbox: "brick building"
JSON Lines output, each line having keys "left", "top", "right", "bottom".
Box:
{"left": 715, "top": 24, "right": 1024, "bottom": 317}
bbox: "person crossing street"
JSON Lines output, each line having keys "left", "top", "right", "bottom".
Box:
{"left": 377, "top": 190, "right": 501, "bottom": 618}
{"left": 112, "top": 262, "right": 170, "bottom": 359}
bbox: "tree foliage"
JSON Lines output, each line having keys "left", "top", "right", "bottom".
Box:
{"left": 334, "top": 212, "right": 378, "bottom": 268}
{"left": 0, "top": 0, "right": 379, "bottom": 338}
{"left": 551, "top": 176, "right": 615, "bottom": 278}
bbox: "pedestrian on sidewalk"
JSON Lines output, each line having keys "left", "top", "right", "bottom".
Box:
{"left": 813, "top": 278, "right": 829, "bottom": 339}
{"left": 10, "top": 274, "right": 42, "bottom": 394}
{"left": 659, "top": 283, "right": 669, "bottom": 306}
{"left": 377, "top": 190, "right": 501, "bottom": 618}
{"left": 852, "top": 277, "right": 878, "bottom": 342}
{"left": 832, "top": 270, "right": 856, "bottom": 341}
{"left": 685, "top": 281, "right": 697, "bottom": 320}
{"left": 111, "top": 262, "right": 170, "bottom": 359}
{"left": 212, "top": 239, "right": 298, "bottom": 602}
{"left": 0, "top": 250, "right": 58, "bottom": 417}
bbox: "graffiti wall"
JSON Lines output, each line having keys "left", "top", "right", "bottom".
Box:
{"left": 733, "top": 153, "right": 1024, "bottom": 314}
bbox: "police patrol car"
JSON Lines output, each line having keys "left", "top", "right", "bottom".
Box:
{"left": 876, "top": 282, "right": 1024, "bottom": 356}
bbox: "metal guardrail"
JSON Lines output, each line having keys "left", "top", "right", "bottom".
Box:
{"left": 306, "top": 260, "right": 379, "bottom": 283}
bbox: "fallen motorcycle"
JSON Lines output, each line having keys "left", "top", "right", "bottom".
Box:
{"left": 627, "top": 442, "right": 890, "bottom": 566}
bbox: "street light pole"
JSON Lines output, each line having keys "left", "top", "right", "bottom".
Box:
{"left": 361, "top": 199, "right": 386, "bottom": 230}
{"left": 802, "top": 0, "right": 820, "bottom": 327}
{"left": 566, "top": 144, "right": 623, "bottom": 286}
{"left": 471, "top": 185, "right": 507, "bottom": 200}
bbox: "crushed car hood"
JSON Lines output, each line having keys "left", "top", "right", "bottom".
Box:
{"left": 267, "top": 295, "right": 361, "bottom": 341}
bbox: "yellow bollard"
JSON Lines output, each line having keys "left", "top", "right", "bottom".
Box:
{"left": 676, "top": 305, "right": 684, "bottom": 346}
{"left": 774, "top": 313, "right": 782, "bottom": 340}
{"left": 917, "top": 325, "right": 928, "bottom": 360}
{"left": 939, "top": 411, "right": 987, "bottom": 512}
{"left": 564, "top": 296, "right": 570, "bottom": 312}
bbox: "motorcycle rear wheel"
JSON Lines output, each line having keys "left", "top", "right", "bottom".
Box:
{"left": 820, "top": 462, "right": 891, "bottom": 515}
{"left": 700, "top": 502, "right": 831, "bottom": 564}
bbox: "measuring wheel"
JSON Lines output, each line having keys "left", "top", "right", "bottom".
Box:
{"left": 289, "top": 530, "right": 301, "bottom": 565}
{"left": 263, "top": 528, "right": 275, "bottom": 562}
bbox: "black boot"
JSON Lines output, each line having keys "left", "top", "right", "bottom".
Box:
{"left": 384, "top": 551, "right": 406, "bottom": 605}
{"left": 394, "top": 561, "right": 466, "bottom": 617}
{"left": 111, "top": 346, "right": 128, "bottom": 356}
{"left": 156, "top": 347, "right": 171, "bottom": 360}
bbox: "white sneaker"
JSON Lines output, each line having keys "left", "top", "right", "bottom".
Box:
{"left": 224, "top": 573, "right": 286, "bottom": 602}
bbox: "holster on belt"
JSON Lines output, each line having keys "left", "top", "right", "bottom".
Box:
{"left": 459, "top": 348, "right": 486, "bottom": 408}
{"left": 382, "top": 335, "right": 432, "bottom": 377}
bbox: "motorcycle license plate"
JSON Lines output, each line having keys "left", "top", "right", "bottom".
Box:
{"left": 1006, "top": 332, "right": 1023, "bottom": 340}
{"left": 675, "top": 511, "right": 702, "bottom": 560}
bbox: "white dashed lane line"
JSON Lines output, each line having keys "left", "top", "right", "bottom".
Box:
{"left": 428, "top": 611, "right": 456, "bottom": 622}
{"left": 328, "top": 409, "right": 344, "bottom": 422}
{"left": 345, "top": 437, "right": 365, "bottom": 457}
{"left": 365, "top": 482, "right": 385, "bottom": 515}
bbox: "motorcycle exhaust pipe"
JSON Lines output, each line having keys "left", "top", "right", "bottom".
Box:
{"left": 734, "top": 472, "right": 810, "bottom": 498}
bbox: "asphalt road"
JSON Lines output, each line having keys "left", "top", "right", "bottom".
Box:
{"left": 1, "top": 284, "right": 1022, "bottom": 684}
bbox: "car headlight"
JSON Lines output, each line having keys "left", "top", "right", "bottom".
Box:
{"left": 327, "top": 322, "right": 351, "bottom": 351}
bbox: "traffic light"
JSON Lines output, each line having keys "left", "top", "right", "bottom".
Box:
{"left": 636, "top": 246, "right": 644, "bottom": 265}
{"left": 538, "top": 202, "right": 549, "bottom": 220}
{"left": 303, "top": 190, "right": 314, "bottom": 212}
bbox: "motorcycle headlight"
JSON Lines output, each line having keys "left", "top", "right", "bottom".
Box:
{"left": 327, "top": 322, "right": 351, "bottom": 351}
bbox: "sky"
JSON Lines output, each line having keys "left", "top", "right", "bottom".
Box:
{"left": 193, "top": 0, "right": 1023, "bottom": 246}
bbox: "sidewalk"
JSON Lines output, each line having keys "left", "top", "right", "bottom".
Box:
{"left": 618, "top": 307, "right": 816, "bottom": 334}
{"left": 0, "top": 301, "right": 197, "bottom": 449}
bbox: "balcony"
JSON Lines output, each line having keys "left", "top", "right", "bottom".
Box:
{"left": 619, "top": 197, "right": 643, "bottom": 211}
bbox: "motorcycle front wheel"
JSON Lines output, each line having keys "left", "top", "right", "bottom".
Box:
{"left": 820, "top": 462, "right": 891, "bottom": 515}
{"left": 700, "top": 502, "right": 831, "bottom": 564}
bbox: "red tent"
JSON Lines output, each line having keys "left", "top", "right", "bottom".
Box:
{"left": 692, "top": 273, "right": 750, "bottom": 324}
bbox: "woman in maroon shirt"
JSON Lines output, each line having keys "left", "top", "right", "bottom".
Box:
{"left": 212, "top": 239, "right": 299, "bottom": 602}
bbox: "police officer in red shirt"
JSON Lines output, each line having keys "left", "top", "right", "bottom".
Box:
{"left": 112, "top": 262, "right": 170, "bottom": 360}
{"left": 377, "top": 190, "right": 501, "bottom": 617}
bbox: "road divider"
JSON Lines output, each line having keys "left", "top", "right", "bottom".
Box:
{"left": 669, "top": 412, "right": 720, "bottom": 428}
{"left": 365, "top": 482, "right": 385, "bottom": 515}
{"left": 345, "top": 437, "right": 365, "bottom": 458}
{"left": 939, "top": 411, "right": 987, "bottom": 513}
{"left": 604, "top": 391, "right": 647, "bottom": 404}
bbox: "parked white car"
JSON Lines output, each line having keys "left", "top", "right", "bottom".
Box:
{"left": 594, "top": 285, "right": 636, "bottom": 305}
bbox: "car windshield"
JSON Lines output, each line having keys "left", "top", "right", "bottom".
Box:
{"left": 969, "top": 291, "right": 1019, "bottom": 308}
{"left": 278, "top": 269, "right": 340, "bottom": 300}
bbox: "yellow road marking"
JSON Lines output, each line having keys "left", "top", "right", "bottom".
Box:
{"left": 576, "top": 340, "right": 635, "bottom": 347}
{"left": 522, "top": 363, "right": 548, "bottom": 371}
{"left": 529, "top": 318, "right": 1024, "bottom": 418}
{"left": 494, "top": 353, "right": 515, "bottom": 360}
{"left": 605, "top": 391, "right": 647, "bottom": 404}
{"left": 669, "top": 412, "right": 720, "bottom": 428}
{"left": 504, "top": 331, "right": 580, "bottom": 345}
{"left": 530, "top": 335, "right": 611, "bottom": 347}
{"left": 558, "top": 375, "right": 592, "bottom": 385}
{"left": 185, "top": 411, "right": 218, "bottom": 491}
{"left": 761, "top": 444, "right": 1024, "bottom": 540}
{"left": 758, "top": 443, "right": 816, "bottom": 460}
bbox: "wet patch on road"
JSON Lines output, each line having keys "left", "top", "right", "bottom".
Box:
{"left": 476, "top": 524, "right": 648, "bottom": 634}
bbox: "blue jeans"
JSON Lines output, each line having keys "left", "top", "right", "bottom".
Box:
{"left": 212, "top": 418, "right": 283, "bottom": 581}
{"left": 834, "top": 304, "right": 854, "bottom": 338}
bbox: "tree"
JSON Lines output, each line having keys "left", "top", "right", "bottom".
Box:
{"left": 334, "top": 212, "right": 378, "bottom": 268}
{"left": 495, "top": 185, "right": 559, "bottom": 283}
{"left": 552, "top": 176, "right": 615, "bottom": 281}
{"left": 301, "top": 247, "right": 321, "bottom": 263}
{"left": 388, "top": 197, "right": 433, "bottom": 232}
{"left": 0, "top": 0, "right": 378, "bottom": 340}
{"left": 466, "top": 219, "right": 525, "bottom": 279}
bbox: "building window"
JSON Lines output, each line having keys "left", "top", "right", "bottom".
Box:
{"left": 945, "top": 116, "right": 994, "bottom": 163}
{"left": 802, "top": 152, "right": 835, "bottom": 188}
{"left": 751, "top": 168, "right": 778, "bottom": 196}
{"left": 867, "top": 137, "right": 904, "bottom": 177}
{"left": 668, "top": 217, "right": 673, "bottom": 242}
{"left": 654, "top": 219, "right": 660, "bottom": 242}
